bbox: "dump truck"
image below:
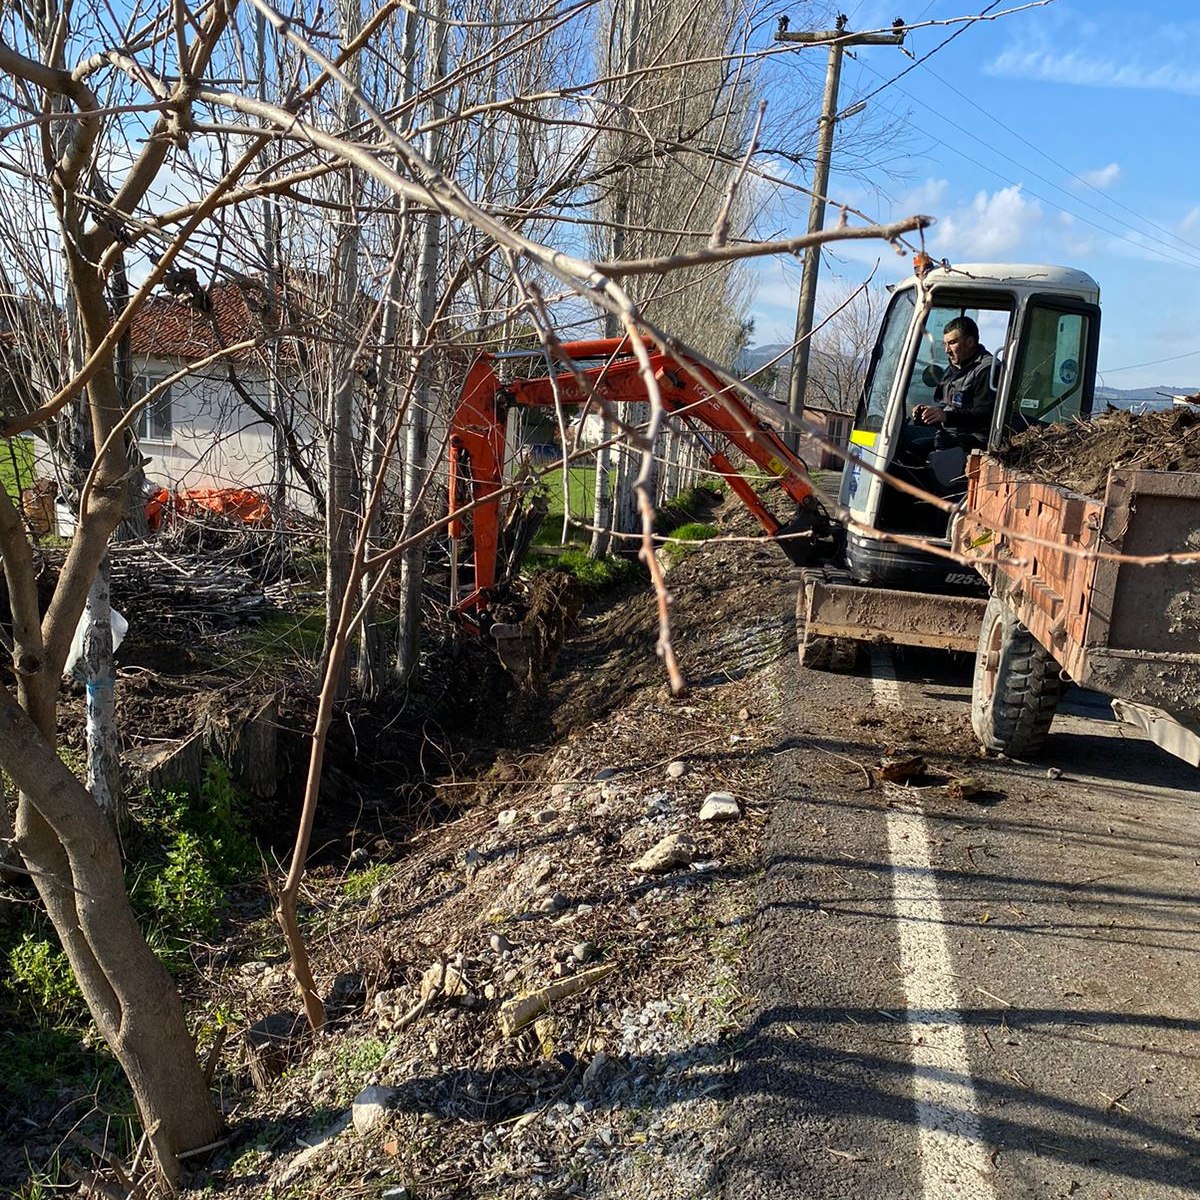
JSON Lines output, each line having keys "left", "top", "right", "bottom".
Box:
{"left": 953, "top": 450, "right": 1200, "bottom": 766}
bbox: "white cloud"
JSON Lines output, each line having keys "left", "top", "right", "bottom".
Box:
{"left": 896, "top": 177, "right": 949, "bottom": 214}
{"left": 1055, "top": 211, "right": 1096, "bottom": 259}
{"left": 747, "top": 257, "right": 803, "bottom": 342}
{"left": 931, "top": 185, "right": 1042, "bottom": 259}
{"left": 1181, "top": 207, "right": 1200, "bottom": 234}
{"left": 987, "top": 46, "right": 1200, "bottom": 97}
{"left": 1078, "top": 162, "right": 1121, "bottom": 190}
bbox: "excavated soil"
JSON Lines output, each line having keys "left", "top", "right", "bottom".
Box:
{"left": 1000, "top": 404, "right": 1200, "bottom": 497}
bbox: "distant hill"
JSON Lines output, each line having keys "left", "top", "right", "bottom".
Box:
{"left": 1095, "top": 384, "right": 1199, "bottom": 410}
{"left": 735, "top": 344, "right": 791, "bottom": 377}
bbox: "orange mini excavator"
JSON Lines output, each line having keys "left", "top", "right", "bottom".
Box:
{"left": 446, "top": 337, "right": 834, "bottom": 633}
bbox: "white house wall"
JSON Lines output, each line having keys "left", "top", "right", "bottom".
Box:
{"left": 138, "top": 357, "right": 322, "bottom": 513}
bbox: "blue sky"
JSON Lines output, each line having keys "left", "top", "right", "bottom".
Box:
{"left": 751, "top": 0, "right": 1200, "bottom": 391}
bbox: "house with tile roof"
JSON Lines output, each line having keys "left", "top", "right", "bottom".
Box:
{"left": 118, "top": 277, "right": 322, "bottom": 513}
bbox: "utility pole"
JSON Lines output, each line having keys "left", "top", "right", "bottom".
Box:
{"left": 776, "top": 16, "right": 905, "bottom": 445}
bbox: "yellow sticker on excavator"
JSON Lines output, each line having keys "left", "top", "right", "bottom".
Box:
{"left": 764, "top": 455, "right": 785, "bottom": 476}
{"left": 849, "top": 429, "right": 877, "bottom": 448}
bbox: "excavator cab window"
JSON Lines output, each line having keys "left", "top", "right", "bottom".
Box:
{"left": 887, "top": 300, "right": 1011, "bottom": 463}
{"left": 876, "top": 297, "right": 1012, "bottom": 537}
{"left": 858, "top": 288, "right": 915, "bottom": 433}
{"left": 1007, "top": 301, "right": 1097, "bottom": 430}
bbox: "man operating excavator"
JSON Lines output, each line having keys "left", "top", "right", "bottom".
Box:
{"left": 913, "top": 315, "right": 996, "bottom": 453}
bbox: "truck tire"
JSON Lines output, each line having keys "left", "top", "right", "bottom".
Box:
{"left": 971, "top": 596, "right": 1063, "bottom": 757}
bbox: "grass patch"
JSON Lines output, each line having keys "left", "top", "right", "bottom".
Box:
{"left": 654, "top": 482, "right": 723, "bottom": 536}
{"left": 227, "top": 606, "right": 326, "bottom": 665}
{"left": 542, "top": 464, "right": 597, "bottom": 519}
{"left": 0, "top": 437, "right": 37, "bottom": 504}
{"left": 0, "top": 1025, "right": 122, "bottom": 1095}
{"left": 529, "top": 465, "right": 598, "bottom": 548}
{"left": 657, "top": 521, "right": 718, "bottom": 569}
{"left": 528, "top": 546, "right": 640, "bottom": 591}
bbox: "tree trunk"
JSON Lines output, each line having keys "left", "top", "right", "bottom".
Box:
{"left": 358, "top": 9, "right": 419, "bottom": 696}
{"left": 7, "top": 692, "right": 221, "bottom": 1186}
{"left": 82, "top": 556, "right": 121, "bottom": 817}
{"left": 588, "top": 432, "right": 614, "bottom": 559}
{"left": 395, "top": 7, "right": 448, "bottom": 685}
{"left": 323, "top": 0, "right": 364, "bottom": 700}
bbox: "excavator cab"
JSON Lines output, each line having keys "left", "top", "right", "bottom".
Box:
{"left": 839, "top": 262, "right": 1102, "bottom": 588}
{"left": 798, "top": 261, "right": 1102, "bottom": 671}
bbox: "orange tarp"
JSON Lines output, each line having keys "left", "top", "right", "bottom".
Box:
{"left": 146, "top": 486, "right": 272, "bottom": 530}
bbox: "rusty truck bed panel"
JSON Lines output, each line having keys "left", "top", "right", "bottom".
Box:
{"left": 1095, "top": 470, "right": 1200, "bottom": 654}
{"left": 955, "top": 454, "right": 1200, "bottom": 725}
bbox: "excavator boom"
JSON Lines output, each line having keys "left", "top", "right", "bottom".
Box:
{"left": 447, "top": 337, "right": 832, "bottom": 625}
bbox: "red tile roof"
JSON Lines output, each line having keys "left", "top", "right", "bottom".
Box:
{"left": 130, "top": 279, "right": 313, "bottom": 363}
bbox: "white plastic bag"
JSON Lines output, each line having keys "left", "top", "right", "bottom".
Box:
{"left": 64, "top": 607, "right": 128, "bottom": 680}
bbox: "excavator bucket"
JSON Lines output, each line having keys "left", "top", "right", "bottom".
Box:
{"left": 487, "top": 570, "right": 586, "bottom": 690}
{"left": 491, "top": 621, "right": 537, "bottom": 685}
{"left": 774, "top": 499, "right": 840, "bottom": 566}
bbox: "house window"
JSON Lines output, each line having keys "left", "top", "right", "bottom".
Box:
{"left": 134, "top": 376, "right": 173, "bottom": 442}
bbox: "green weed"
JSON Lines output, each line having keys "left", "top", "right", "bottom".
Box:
{"left": 658, "top": 521, "right": 718, "bottom": 567}
{"left": 526, "top": 547, "right": 640, "bottom": 591}
{"left": 341, "top": 861, "right": 392, "bottom": 900}
{"left": 5, "top": 935, "right": 83, "bottom": 1026}
{"left": 312, "top": 1035, "right": 389, "bottom": 1105}
{"left": 125, "top": 760, "right": 258, "bottom": 970}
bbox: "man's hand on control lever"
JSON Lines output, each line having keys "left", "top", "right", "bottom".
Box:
{"left": 913, "top": 404, "right": 946, "bottom": 426}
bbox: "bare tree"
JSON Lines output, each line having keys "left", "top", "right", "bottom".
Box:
{"left": 0, "top": 0, "right": 237, "bottom": 1179}
{"left": 806, "top": 281, "right": 884, "bottom": 413}
{"left": 588, "top": 0, "right": 760, "bottom": 552}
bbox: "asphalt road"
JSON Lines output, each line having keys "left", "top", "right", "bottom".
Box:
{"left": 719, "top": 641, "right": 1200, "bottom": 1200}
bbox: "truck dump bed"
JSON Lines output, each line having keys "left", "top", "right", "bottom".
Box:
{"left": 955, "top": 453, "right": 1200, "bottom": 758}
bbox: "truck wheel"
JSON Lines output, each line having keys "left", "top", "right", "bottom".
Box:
{"left": 971, "top": 597, "right": 1063, "bottom": 757}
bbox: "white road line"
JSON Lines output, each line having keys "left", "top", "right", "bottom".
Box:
{"left": 871, "top": 648, "right": 997, "bottom": 1200}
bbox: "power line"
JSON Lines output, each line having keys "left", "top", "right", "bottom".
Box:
{"left": 911, "top": 58, "right": 1200, "bottom": 264}
{"left": 1101, "top": 349, "right": 1200, "bottom": 375}
{"left": 849, "top": 0, "right": 1007, "bottom": 111}
{"left": 851, "top": 60, "right": 1200, "bottom": 272}
{"left": 831, "top": 8, "right": 1200, "bottom": 270}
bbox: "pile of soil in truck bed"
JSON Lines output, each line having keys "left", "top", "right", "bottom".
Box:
{"left": 999, "top": 404, "right": 1200, "bottom": 498}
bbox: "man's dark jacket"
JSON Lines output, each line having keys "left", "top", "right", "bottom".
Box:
{"left": 935, "top": 346, "right": 995, "bottom": 447}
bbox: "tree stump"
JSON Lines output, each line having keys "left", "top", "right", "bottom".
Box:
{"left": 204, "top": 695, "right": 280, "bottom": 797}
{"left": 124, "top": 732, "right": 204, "bottom": 797}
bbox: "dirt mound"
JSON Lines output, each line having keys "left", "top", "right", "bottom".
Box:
{"left": 488, "top": 568, "right": 586, "bottom": 689}
{"left": 545, "top": 495, "right": 797, "bottom": 733}
{"left": 999, "top": 405, "right": 1200, "bottom": 497}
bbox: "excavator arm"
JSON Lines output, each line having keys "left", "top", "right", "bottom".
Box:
{"left": 448, "top": 337, "right": 832, "bottom": 624}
